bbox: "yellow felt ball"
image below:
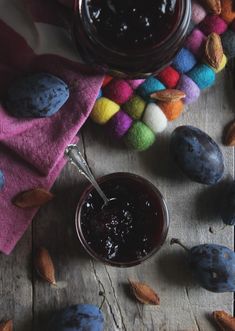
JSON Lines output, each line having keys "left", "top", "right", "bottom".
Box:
{"left": 91, "top": 97, "right": 120, "bottom": 124}
{"left": 205, "top": 54, "right": 227, "bottom": 73}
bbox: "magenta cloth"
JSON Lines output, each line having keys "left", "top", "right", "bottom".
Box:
{"left": 0, "top": 0, "right": 104, "bottom": 254}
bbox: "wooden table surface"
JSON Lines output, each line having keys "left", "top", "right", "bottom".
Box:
{"left": 0, "top": 65, "right": 235, "bottom": 331}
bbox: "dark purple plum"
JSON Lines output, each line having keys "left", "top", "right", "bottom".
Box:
{"left": 170, "top": 126, "right": 224, "bottom": 185}
{"left": 171, "top": 239, "right": 235, "bottom": 292}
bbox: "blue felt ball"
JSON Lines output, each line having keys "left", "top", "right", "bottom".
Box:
{"left": 187, "top": 64, "right": 216, "bottom": 90}
{"left": 48, "top": 304, "right": 104, "bottom": 331}
{"left": 6, "top": 73, "right": 69, "bottom": 118}
{"left": 0, "top": 171, "right": 5, "bottom": 191}
{"left": 221, "top": 29, "right": 235, "bottom": 59}
{"left": 96, "top": 89, "right": 103, "bottom": 100}
{"left": 137, "top": 77, "right": 165, "bottom": 100}
{"left": 172, "top": 48, "right": 197, "bottom": 73}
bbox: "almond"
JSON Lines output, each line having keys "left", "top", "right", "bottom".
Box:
{"left": 200, "top": 0, "right": 221, "bottom": 14}
{"left": 213, "top": 311, "right": 235, "bottom": 331}
{"left": 128, "top": 279, "right": 160, "bottom": 305}
{"left": 13, "top": 188, "right": 54, "bottom": 208}
{"left": 205, "top": 33, "right": 223, "bottom": 70}
{"left": 150, "top": 89, "right": 186, "bottom": 102}
{"left": 0, "top": 320, "right": 13, "bottom": 331}
{"left": 35, "top": 247, "right": 56, "bottom": 285}
{"left": 224, "top": 120, "right": 235, "bottom": 146}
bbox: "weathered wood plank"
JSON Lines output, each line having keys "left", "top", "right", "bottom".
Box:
{"left": 0, "top": 229, "right": 32, "bottom": 331}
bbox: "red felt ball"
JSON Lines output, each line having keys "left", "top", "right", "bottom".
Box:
{"left": 103, "top": 79, "right": 133, "bottom": 105}
{"left": 157, "top": 66, "right": 180, "bottom": 88}
{"left": 199, "top": 15, "right": 228, "bottom": 36}
{"left": 102, "top": 75, "right": 113, "bottom": 87}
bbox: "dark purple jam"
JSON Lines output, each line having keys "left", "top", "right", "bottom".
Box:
{"left": 87, "top": 0, "right": 180, "bottom": 51}
{"left": 80, "top": 176, "right": 164, "bottom": 263}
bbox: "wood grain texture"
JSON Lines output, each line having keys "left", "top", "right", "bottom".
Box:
{"left": 1, "top": 66, "right": 235, "bottom": 331}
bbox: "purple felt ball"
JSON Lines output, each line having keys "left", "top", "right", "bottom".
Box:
{"left": 185, "top": 28, "right": 206, "bottom": 57}
{"left": 177, "top": 74, "right": 201, "bottom": 105}
{"left": 199, "top": 15, "right": 228, "bottom": 36}
{"left": 127, "top": 79, "right": 145, "bottom": 89}
{"left": 106, "top": 110, "right": 133, "bottom": 139}
{"left": 191, "top": 1, "right": 207, "bottom": 24}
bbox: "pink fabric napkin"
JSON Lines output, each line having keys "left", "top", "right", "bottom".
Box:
{"left": 0, "top": 0, "right": 104, "bottom": 254}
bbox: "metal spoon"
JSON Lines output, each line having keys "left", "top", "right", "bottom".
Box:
{"left": 65, "top": 144, "right": 116, "bottom": 207}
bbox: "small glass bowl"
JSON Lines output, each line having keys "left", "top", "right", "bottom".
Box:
{"left": 75, "top": 172, "right": 169, "bottom": 267}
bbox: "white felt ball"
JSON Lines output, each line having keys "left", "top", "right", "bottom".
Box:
{"left": 142, "top": 103, "right": 168, "bottom": 134}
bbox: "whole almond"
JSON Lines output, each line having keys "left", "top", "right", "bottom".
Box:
{"left": 200, "top": 0, "right": 221, "bottom": 14}
{"left": 150, "top": 89, "right": 186, "bottom": 102}
{"left": 224, "top": 121, "right": 235, "bottom": 146}
{"left": 35, "top": 247, "right": 56, "bottom": 285}
{"left": 0, "top": 320, "right": 13, "bottom": 331}
{"left": 13, "top": 188, "right": 54, "bottom": 208}
{"left": 205, "top": 33, "right": 223, "bottom": 69}
{"left": 213, "top": 310, "right": 235, "bottom": 331}
{"left": 129, "top": 279, "right": 160, "bottom": 305}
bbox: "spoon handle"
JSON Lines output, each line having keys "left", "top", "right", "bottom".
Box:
{"left": 65, "top": 144, "right": 110, "bottom": 205}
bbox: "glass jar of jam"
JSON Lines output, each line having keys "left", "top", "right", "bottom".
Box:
{"left": 73, "top": 0, "right": 191, "bottom": 77}
{"left": 75, "top": 173, "right": 169, "bottom": 267}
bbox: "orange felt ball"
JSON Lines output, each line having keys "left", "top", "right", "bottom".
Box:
{"left": 102, "top": 75, "right": 113, "bottom": 87}
{"left": 220, "top": 0, "right": 235, "bottom": 23}
{"left": 157, "top": 100, "right": 184, "bottom": 121}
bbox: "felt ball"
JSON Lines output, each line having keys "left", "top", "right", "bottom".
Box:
{"left": 220, "top": 0, "right": 235, "bottom": 23}
{"left": 137, "top": 77, "right": 165, "bottom": 100}
{"left": 157, "top": 100, "right": 184, "bottom": 121}
{"left": 207, "top": 54, "right": 228, "bottom": 73}
{"left": 123, "top": 95, "right": 146, "bottom": 119}
{"left": 191, "top": 1, "right": 207, "bottom": 24}
{"left": 102, "top": 75, "right": 113, "bottom": 87}
{"left": 185, "top": 28, "right": 206, "bottom": 57}
{"left": 172, "top": 48, "right": 197, "bottom": 73}
{"left": 187, "top": 64, "right": 216, "bottom": 90}
{"left": 176, "top": 74, "right": 201, "bottom": 105}
{"left": 221, "top": 29, "right": 235, "bottom": 59}
{"left": 106, "top": 110, "right": 133, "bottom": 139}
{"left": 157, "top": 66, "right": 180, "bottom": 88}
{"left": 127, "top": 79, "right": 145, "bottom": 89}
{"left": 91, "top": 97, "right": 120, "bottom": 124}
{"left": 199, "top": 15, "right": 228, "bottom": 35}
{"left": 142, "top": 103, "right": 168, "bottom": 134}
{"left": 96, "top": 89, "right": 102, "bottom": 99}
{"left": 124, "top": 121, "right": 156, "bottom": 151}
{"left": 0, "top": 171, "right": 5, "bottom": 191}
{"left": 103, "top": 79, "right": 133, "bottom": 105}
{"left": 187, "top": 20, "right": 196, "bottom": 35}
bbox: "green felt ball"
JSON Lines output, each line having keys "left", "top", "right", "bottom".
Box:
{"left": 124, "top": 121, "right": 156, "bottom": 151}
{"left": 123, "top": 95, "right": 146, "bottom": 120}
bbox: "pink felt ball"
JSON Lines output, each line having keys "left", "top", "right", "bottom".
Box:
{"left": 103, "top": 79, "right": 133, "bottom": 105}
{"left": 106, "top": 110, "right": 133, "bottom": 139}
{"left": 191, "top": 1, "right": 207, "bottom": 24}
{"left": 199, "top": 15, "right": 228, "bottom": 36}
{"left": 177, "top": 74, "right": 201, "bottom": 105}
{"left": 127, "top": 79, "right": 145, "bottom": 90}
{"left": 185, "top": 28, "right": 206, "bottom": 58}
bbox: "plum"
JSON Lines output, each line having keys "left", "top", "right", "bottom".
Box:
{"left": 171, "top": 239, "right": 235, "bottom": 292}
{"left": 170, "top": 125, "right": 224, "bottom": 185}
{"left": 48, "top": 304, "right": 104, "bottom": 331}
{"left": 6, "top": 73, "right": 69, "bottom": 118}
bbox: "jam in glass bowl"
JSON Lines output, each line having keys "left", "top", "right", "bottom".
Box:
{"left": 75, "top": 172, "right": 169, "bottom": 267}
{"left": 73, "top": 0, "right": 191, "bottom": 77}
